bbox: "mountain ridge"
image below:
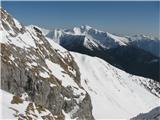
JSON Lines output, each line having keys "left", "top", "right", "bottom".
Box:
{"left": 1, "top": 7, "right": 160, "bottom": 120}
{"left": 37, "top": 25, "right": 159, "bottom": 81}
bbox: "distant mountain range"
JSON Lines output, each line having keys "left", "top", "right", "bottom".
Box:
{"left": 35, "top": 25, "right": 160, "bottom": 57}
{"left": 32, "top": 25, "right": 160, "bottom": 81}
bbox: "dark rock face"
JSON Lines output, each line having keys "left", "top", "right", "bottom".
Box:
{"left": 131, "top": 107, "right": 160, "bottom": 120}
{"left": 1, "top": 8, "right": 94, "bottom": 120}
{"left": 104, "top": 46, "right": 160, "bottom": 81}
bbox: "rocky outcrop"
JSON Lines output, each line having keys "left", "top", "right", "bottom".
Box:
{"left": 1, "top": 8, "right": 94, "bottom": 120}
{"left": 131, "top": 107, "right": 160, "bottom": 120}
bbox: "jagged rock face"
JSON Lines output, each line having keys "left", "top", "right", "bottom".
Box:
{"left": 1, "top": 8, "right": 94, "bottom": 120}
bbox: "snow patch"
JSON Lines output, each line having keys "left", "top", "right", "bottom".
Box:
{"left": 39, "top": 71, "right": 49, "bottom": 78}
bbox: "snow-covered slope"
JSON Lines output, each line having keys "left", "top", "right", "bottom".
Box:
{"left": 72, "top": 52, "right": 160, "bottom": 119}
{"left": 1, "top": 8, "right": 94, "bottom": 119}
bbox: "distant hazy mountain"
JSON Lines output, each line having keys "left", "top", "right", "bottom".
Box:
{"left": 128, "top": 34, "right": 160, "bottom": 57}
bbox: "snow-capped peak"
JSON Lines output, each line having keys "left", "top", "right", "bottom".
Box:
{"left": 69, "top": 25, "right": 92, "bottom": 35}
{"left": 27, "top": 24, "right": 51, "bottom": 36}
{"left": 80, "top": 25, "right": 92, "bottom": 31}
{"left": 45, "top": 25, "right": 129, "bottom": 50}
{"left": 72, "top": 27, "right": 83, "bottom": 35}
{"left": 76, "top": 25, "right": 129, "bottom": 49}
{"left": 129, "top": 34, "right": 159, "bottom": 41}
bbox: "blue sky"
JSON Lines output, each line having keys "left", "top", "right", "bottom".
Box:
{"left": 2, "top": 1, "right": 159, "bottom": 36}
